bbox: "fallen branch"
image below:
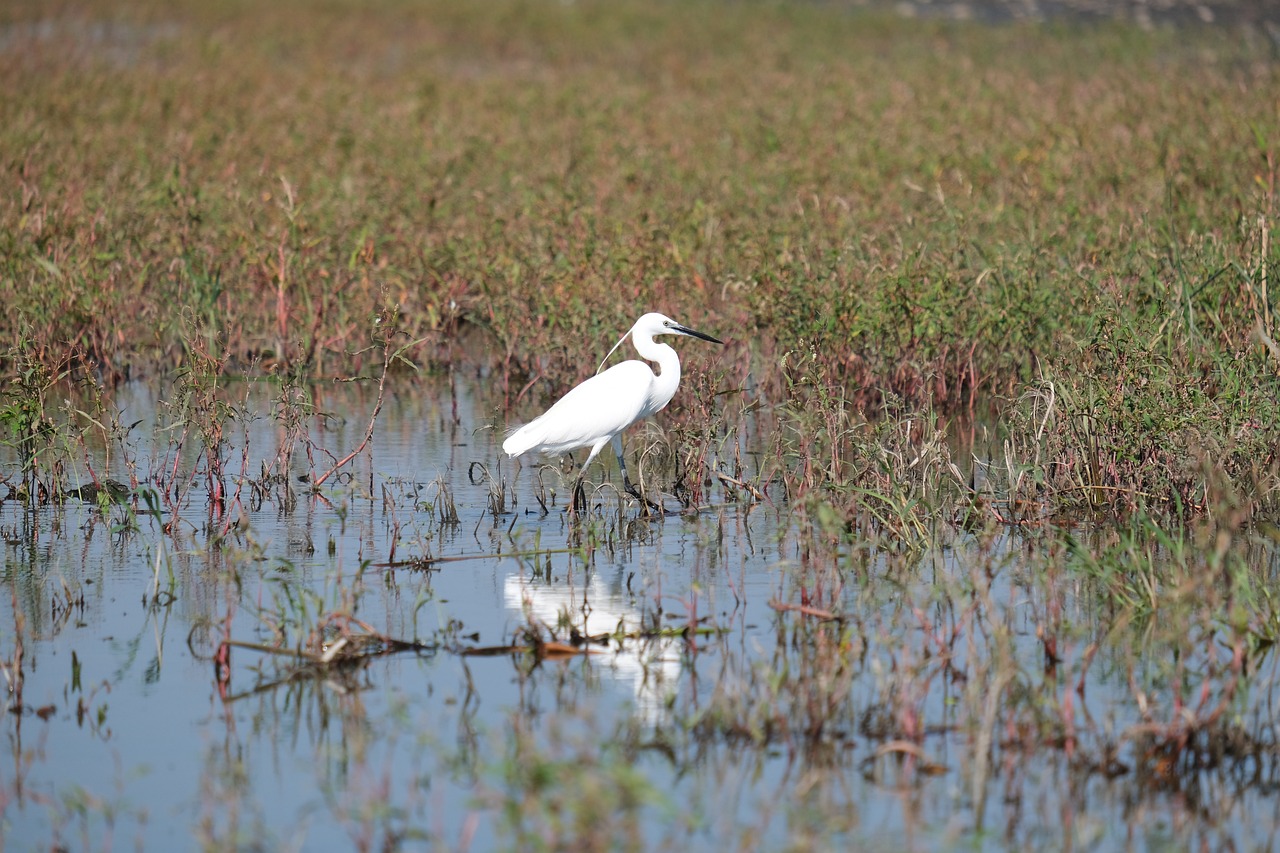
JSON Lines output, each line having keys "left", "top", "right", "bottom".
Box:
{"left": 716, "top": 470, "right": 766, "bottom": 502}
{"left": 459, "top": 640, "right": 602, "bottom": 659}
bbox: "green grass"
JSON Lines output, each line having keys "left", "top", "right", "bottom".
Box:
{"left": 1, "top": 0, "right": 1278, "bottom": 517}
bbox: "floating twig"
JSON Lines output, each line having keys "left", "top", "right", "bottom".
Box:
{"left": 371, "top": 546, "right": 580, "bottom": 570}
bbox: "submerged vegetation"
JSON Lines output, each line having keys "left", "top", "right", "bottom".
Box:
{"left": 2, "top": 0, "right": 1280, "bottom": 849}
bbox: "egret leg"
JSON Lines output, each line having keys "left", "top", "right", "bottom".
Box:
{"left": 612, "top": 435, "right": 661, "bottom": 514}
{"left": 568, "top": 441, "right": 607, "bottom": 518}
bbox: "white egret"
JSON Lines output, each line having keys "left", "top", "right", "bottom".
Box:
{"left": 502, "top": 312, "right": 723, "bottom": 511}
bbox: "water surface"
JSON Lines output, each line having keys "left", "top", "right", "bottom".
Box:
{"left": 2, "top": 375, "right": 1277, "bottom": 850}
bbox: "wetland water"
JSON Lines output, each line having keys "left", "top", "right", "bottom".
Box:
{"left": 2, "top": 375, "right": 1279, "bottom": 851}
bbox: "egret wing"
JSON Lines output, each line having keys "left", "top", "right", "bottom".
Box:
{"left": 503, "top": 361, "right": 652, "bottom": 457}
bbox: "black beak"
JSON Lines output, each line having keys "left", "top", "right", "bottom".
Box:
{"left": 674, "top": 324, "right": 724, "bottom": 345}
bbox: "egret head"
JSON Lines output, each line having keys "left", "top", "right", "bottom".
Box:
{"left": 636, "top": 312, "right": 724, "bottom": 345}
{"left": 597, "top": 312, "right": 723, "bottom": 374}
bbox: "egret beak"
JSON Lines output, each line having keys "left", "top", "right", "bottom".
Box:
{"left": 672, "top": 323, "right": 723, "bottom": 345}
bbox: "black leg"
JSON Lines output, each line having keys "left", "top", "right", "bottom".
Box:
{"left": 623, "top": 473, "right": 662, "bottom": 515}
{"left": 615, "top": 448, "right": 661, "bottom": 515}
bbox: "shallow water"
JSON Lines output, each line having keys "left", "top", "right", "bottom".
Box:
{"left": 2, "top": 375, "right": 1278, "bottom": 851}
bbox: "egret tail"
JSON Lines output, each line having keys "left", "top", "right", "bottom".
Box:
{"left": 501, "top": 424, "right": 539, "bottom": 458}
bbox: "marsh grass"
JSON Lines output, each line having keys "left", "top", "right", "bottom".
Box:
{"left": 0, "top": 341, "right": 78, "bottom": 501}
{"left": 3, "top": 0, "right": 1277, "bottom": 515}
{"left": 658, "top": 513, "right": 1280, "bottom": 843}
{"left": 8, "top": 15, "right": 1278, "bottom": 544}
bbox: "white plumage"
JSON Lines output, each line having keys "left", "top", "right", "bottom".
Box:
{"left": 502, "top": 312, "right": 722, "bottom": 508}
